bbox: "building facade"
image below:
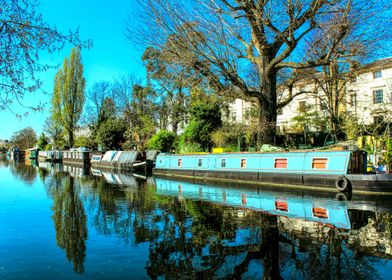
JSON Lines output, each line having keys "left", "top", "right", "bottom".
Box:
{"left": 226, "top": 58, "right": 392, "bottom": 133}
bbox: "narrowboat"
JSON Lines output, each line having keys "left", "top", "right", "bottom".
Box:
{"left": 91, "top": 150, "right": 160, "bottom": 173}
{"left": 62, "top": 147, "right": 91, "bottom": 165}
{"left": 38, "top": 150, "right": 62, "bottom": 163}
{"left": 91, "top": 150, "right": 146, "bottom": 172}
{"left": 153, "top": 150, "right": 392, "bottom": 194}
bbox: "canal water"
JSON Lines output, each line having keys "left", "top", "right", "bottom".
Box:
{"left": 1, "top": 159, "right": 392, "bottom": 279}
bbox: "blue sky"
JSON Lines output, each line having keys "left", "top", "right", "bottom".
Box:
{"left": 0, "top": 0, "right": 145, "bottom": 140}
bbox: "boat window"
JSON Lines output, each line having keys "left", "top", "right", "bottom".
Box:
{"left": 275, "top": 201, "right": 288, "bottom": 212}
{"left": 312, "top": 207, "right": 328, "bottom": 219}
{"left": 240, "top": 158, "right": 247, "bottom": 168}
{"left": 274, "top": 158, "right": 288, "bottom": 168}
{"left": 178, "top": 159, "right": 182, "bottom": 167}
{"left": 221, "top": 159, "right": 226, "bottom": 168}
{"left": 312, "top": 158, "right": 328, "bottom": 169}
{"left": 198, "top": 159, "right": 203, "bottom": 167}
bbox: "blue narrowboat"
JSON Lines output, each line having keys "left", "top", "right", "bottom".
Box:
{"left": 153, "top": 150, "right": 392, "bottom": 193}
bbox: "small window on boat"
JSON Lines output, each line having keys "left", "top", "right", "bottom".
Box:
{"left": 221, "top": 159, "right": 226, "bottom": 168}
{"left": 178, "top": 159, "right": 182, "bottom": 167}
{"left": 198, "top": 159, "right": 203, "bottom": 167}
{"left": 312, "top": 158, "right": 328, "bottom": 169}
{"left": 240, "top": 158, "right": 247, "bottom": 168}
{"left": 274, "top": 158, "right": 288, "bottom": 168}
{"left": 275, "top": 201, "right": 288, "bottom": 212}
{"left": 312, "top": 207, "right": 328, "bottom": 219}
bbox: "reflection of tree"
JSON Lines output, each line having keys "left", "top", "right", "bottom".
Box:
{"left": 52, "top": 176, "right": 88, "bottom": 273}
{"left": 9, "top": 162, "right": 36, "bottom": 184}
{"left": 279, "top": 220, "right": 382, "bottom": 280}
{"left": 141, "top": 198, "right": 282, "bottom": 279}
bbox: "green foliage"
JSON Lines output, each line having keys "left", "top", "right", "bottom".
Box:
{"left": 74, "top": 136, "right": 93, "bottom": 148}
{"left": 96, "top": 118, "right": 127, "bottom": 151}
{"left": 147, "top": 130, "right": 176, "bottom": 152}
{"left": 212, "top": 122, "right": 256, "bottom": 151}
{"left": 51, "top": 47, "right": 86, "bottom": 147}
{"left": 36, "top": 133, "right": 48, "bottom": 150}
{"left": 290, "top": 104, "right": 327, "bottom": 133}
{"left": 385, "top": 138, "right": 392, "bottom": 168}
{"left": 180, "top": 102, "right": 222, "bottom": 151}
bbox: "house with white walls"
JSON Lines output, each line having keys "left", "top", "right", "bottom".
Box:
{"left": 226, "top": 57, "right": 392, "bottom": 133}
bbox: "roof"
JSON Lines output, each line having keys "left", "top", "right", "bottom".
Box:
{"left": 360, "top": 57, "right": 392, "bottom": 72}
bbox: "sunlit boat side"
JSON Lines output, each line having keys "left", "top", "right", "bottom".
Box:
{"left": 153, "top": 150, "right": 392, "bottom": 193}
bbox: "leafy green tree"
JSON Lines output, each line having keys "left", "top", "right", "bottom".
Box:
{"left": 36, "top": 132, "right": 48, "bottom": 150}
{"left": 51, "top": 47, "right": 86, "bottom": 148}
{"left": 96, "top": 118, "right": 127, "bottom": 151}
{"left": 180, "top": 102, "right": 222, "bottom": 152}
{"left": 147, "top": 130, "right": 176, "bottom": 152}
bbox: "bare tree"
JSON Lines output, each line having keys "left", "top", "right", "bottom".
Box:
{"left": 125, "top": 0, "right": 389, "bottom": 145}
{"left": 0, "top": 0, "right": 91, "bottom": 115}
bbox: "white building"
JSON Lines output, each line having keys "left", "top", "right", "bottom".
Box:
{"left": 346, "top": 58, "right": 392, "bottom": 125}
{"left": 227, "top": 57, "right": 392, "bottom": 132}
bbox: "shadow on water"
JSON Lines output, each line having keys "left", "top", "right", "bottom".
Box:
{"left": 4, "top": 158, "right": 392, "bottom": 278}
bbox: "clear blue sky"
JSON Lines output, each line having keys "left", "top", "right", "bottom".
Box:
{"left": 0, "top": 0, "right": 145, "bottom": 140}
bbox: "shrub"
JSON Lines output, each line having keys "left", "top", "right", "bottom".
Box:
{"left": 146, "top": 130, "right": 176, "bottom": 152}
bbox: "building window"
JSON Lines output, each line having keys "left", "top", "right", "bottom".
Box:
{"left": 244, "top": 110, "right": 250, "bottom": 120}
{"left": 231, "top": 112, "right": 237, "bottom": 122}
{"left": 350, "top": 93, "right": 357, "bottom": 107}
{"left": 374, "top": 115, "right": 384, "bottom": 125}
{"left": 221, "top": 159, "right": 226, "bottom": 168}
{"left": 240, "top": 159, "right": 247, "bottom": 168}
{"left": 298, "top": 101, "right": 306, "bottom": 111}
{"left": 373, "top": 70, "right": 382, "bottom": 79}
{"left": 198, "top": 159, "right": 203, "bottom": 167}
{"left": 177, "top": 159, "right": 182, "bottom": 167}
{"left": 312, "top": 158, "right": 328, "bottom": 169}
{"left": 373, "top": 89, "right": 383, "bottom": 104}
{"left": 274, "top": 158, "right": 288, "bottom": 168}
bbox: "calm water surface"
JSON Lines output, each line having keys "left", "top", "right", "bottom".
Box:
{"left": 1, "top": 159, "right": 392, "bottom": 279}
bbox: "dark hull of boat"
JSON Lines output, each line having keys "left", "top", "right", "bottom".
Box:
{"left": 153, "top": 168, "right": 392, "bottom": 194}
{"left": 92, "top": 162, "right": 146, "bottom": 173}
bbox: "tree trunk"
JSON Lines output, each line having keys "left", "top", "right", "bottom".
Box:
{"left": 68, "top": 129, "right": 74, "bottom": 148}
{"left": 257, "top": 70, "right": 277, "bottom": 146}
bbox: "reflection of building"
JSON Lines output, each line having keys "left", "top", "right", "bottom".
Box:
{"left": 226, "top": 58, "right": 392, "bottom": 132}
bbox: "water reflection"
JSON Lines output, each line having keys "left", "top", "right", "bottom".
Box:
{"left": 50, "top": 175, "right": 88, "bottom": 273}
{"left": 9, "top": 161, "right": 37, "bottom": 185}
{"left": 2, "top": 160, "right": 392, "bottom": 279}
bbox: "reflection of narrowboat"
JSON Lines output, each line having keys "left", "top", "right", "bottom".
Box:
{"left": 154, "top": 177, "right": 352, "bottom": 229}
{"left": 154, "top": 150, "right": 392, "bottom": 193}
